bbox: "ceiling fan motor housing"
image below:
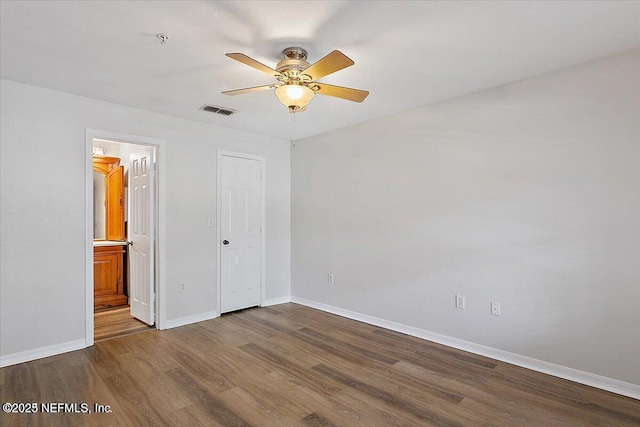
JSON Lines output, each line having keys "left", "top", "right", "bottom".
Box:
{"left": 283, "top": 47, "right": 308, "bottom": 61}
{"left": 276, "top": 47, "right": 311, "bottom": 81}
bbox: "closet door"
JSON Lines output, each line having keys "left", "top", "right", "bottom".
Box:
{"left": 219, "top": 154, "right": 263, "bottom": 313}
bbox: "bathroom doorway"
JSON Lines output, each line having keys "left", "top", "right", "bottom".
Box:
{"left": 85, "top": 130, "right": 165, "bottom": 345}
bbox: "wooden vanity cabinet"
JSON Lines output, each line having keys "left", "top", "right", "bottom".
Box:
{"left": 94, "top": 245, "right": 127, "bottom": 310}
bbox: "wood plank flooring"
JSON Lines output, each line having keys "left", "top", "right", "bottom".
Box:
{"left": 94, "top": 306, "right": 153, "bottom": 342}
{"left": 1, "top": 303, "right": 638, "bottom": 426}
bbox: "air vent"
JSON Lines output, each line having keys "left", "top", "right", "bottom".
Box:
{"left": 201, "top": 105, "right": 236, "bottom": 116}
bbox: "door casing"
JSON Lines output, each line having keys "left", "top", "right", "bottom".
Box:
{"left": 216, "top": 150, "right": 266, "bottom": 315}
{"left": 85, "top": 129, "right": 166, "bottom": 346}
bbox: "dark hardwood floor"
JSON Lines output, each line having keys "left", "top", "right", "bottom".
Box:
{"left": 1, "top": 303, "right": 638, "bottom": 426}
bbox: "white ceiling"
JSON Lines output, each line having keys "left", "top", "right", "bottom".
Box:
{"left": 2, "top": 1, "right": 639, "bottom": 141}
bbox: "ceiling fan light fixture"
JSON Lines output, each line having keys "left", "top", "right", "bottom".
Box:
{"left": 224, "top": 47, "right": 368, "bottom": 112}
{"left": 274, "top": 84, "right": 314, "bottom": 112}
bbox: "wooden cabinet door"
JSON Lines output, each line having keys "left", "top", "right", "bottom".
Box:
{"left": 94, "top": 245, "right": 127, "bottom": 309}
{"left": 94, "top": 252, "right": 118, "bottom": 297}
{"left": 105, "top": 166, "right": 124, "bottom": 241}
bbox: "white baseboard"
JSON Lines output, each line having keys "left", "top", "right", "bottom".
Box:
{"left": 262, "top": 296, "right": 292, "bottom": 307}
{"left": 291, "top": 296, "right": 640, "bottom": 400}
{"left": 2, "top": 310, "right": 220, "bottom": 366}
{"left": 0, "top": 339, "right": 86, "bottom": 368}
{"left": 162, "top": 310, "right": 219, "bottom": 330}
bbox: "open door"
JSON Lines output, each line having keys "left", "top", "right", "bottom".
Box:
{"left": 105, "top": 165, "right": 124, "bottom": 241}
{"left": 128, "top": 149, "right": 155, "bottom": 325}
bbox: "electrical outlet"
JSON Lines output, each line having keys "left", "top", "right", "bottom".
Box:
{"left": 328, "top": 274, "right": 334, "bottom": 284}
{"left": 455, "top": 294, "right": 465, "bottom": 309}
{"left": 491, "top": 301, "right": 501, "bottom": 316}
{"left": 207, "top": 218, "right": 215, "bottom": 227}
{"left": 180, "top": 283, "right": 187, "bottom": 292}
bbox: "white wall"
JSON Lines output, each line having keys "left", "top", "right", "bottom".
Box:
{"left": 291, "top": 50, "right": 640, "bottom": 386}
{"left": 0, "top": 80, "right": 291, "bottom": 358}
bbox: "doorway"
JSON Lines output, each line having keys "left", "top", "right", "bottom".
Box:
{"left": 217, "top": 151, "right": 266, "bottom": 314}
{"left": 85, "top": 130, "right": 165, "bottom": 346}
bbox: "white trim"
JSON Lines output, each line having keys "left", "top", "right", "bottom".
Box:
{"left": 291, "top": 296, "right": 640, "bottom": 400}
{"left": 156, "top": 142, "right": 167, "bottom": 330}
{"left": 216, "top": 151, "right": 221, "bottom": 314}
{"left": 216, "top": 150, "right": 266, "bottom": 315}
{"left": 0, "top": 340, "right": 86, "bottom": 368}
{"left": 85, "top": 133, "right": 94, "bottom": 347}
{"left": 85, "top": 129, "right": 167, "bottom": 345}
{"left": 162, "top": 311, "right": 219, "bottom": 330}
{"left": 262, "top": 296, "right": 292, "bottom": 307}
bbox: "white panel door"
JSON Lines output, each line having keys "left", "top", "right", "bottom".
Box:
{"left": 220, "top": 155, "right": 263, "bottom": 313}
{"left": 128, "top": 149, "right": 154, "bottom": 325}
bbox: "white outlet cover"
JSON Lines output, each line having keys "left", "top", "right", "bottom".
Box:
{"left": 455, "top": 294, "right": 465, "bottom": 309}
{"left": 491, "top": 301, "right": 501, "bottom": 316}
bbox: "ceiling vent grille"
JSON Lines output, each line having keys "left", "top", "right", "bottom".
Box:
{"left": 201, "top": 104, "right": 236, "bottom": 116}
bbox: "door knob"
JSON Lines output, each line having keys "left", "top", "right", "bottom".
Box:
{"left": 222, "top": 240, "right": 230, "bottom": 245}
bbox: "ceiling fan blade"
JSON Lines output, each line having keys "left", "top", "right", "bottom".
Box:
{"left": 222, "top": 84, "right": 279, "bottom": 96}
{"left": 314, "top": 83, "right": 369, "bottom": 103}
{"left": 302, "top": 50, "right": 354, "bottom": 81}
{"left": 225, "top": 53, "right": 282, "bottom": 78}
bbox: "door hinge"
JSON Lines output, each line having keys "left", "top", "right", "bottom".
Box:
{"left": 152, "top": 292, "right": 156, "bottom": 303}
{"left": 153, "top": 162, "right": 157, "bottom": 171}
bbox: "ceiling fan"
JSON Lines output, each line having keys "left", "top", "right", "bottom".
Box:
{"left": 223, "top": 47, "right": 369, "bottom": 113}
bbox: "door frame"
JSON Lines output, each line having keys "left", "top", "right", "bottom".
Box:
{"left": 85, "top": 129, "right": 166, "bottom": 347}
{"left": 216, "top": 150, "right": 266, "bottom": 314}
